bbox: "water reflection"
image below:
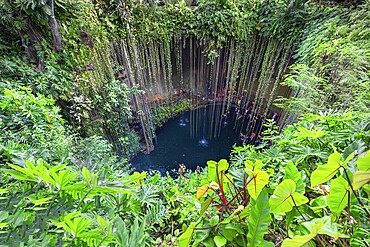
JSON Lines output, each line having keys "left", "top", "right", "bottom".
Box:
{"left": 198, "top": 138, "right": 209, "bottom": 147}
{"left": 131, "top": 106, "right": 248, "bottom": 173}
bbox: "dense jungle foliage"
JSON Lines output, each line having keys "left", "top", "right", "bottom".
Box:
{"left": 1, "top": 0, "right": 370, "bottom": 246}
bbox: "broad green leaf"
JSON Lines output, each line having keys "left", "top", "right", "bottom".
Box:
{"left": 311, "top": 152, "right": 342, "bottom": 186}
{"left": 207, "top": 160, "right": 228, "bottom": 182}
{"left": 0, "top": 212, "right": 8, "bottom": 222}
{"left": 343, "top": 141, "right": 366, "bottom": 160}
{"left": 178, "top": 223, "right": 195, "bottom": 247}
{"left": 281, "top": 233, "right": 316, "bottom": 247}
{"left": 245, "top": 160, "right": 263, "bottom": 175}
{"left": 291, "top": 193, "right": 309, "bottom": 207}
{"left": 200, "top": 197, "right": 213, "bottom": 216}
{"left": 82, "top": 167, "right": 93, "bottom": 183}
{"left": 197, "top": 185, "right": 209, "bottom": 200}
{"left": 357, "top": 151, "right": 370, "bottom": 171}
{"left": 294, "top": 126, "right": 327, "bottom": 139}
{"left": 224, "top": 223, "right": 244, "bottom": 235}
{"left": 327, "top": 177, "right": 350, "bottom": 215}
{"left": 247, "top": 170, "right": 269, "bottom": 200}
{"left": 269, "top": 179, "right": 308, "bottom": 214}
{"left": 207, "top": 160, "right": 218, "bottom": 182}
{"left": 281, "top": 221, "right": 323, "bottom": 247}
{"left": 214, "top": 236, "right": 227, "bottom": 247}
{"left": 353, "top": 171, "right": 370, "bottom": 190}
{"left": 304, "top": 216, "right": 348, "bottom": 240}
{"left": 193, "top": 229, "right": 211, "bottom": 246}
{"left": 247, "top": 190, "right": 271, "bottom": 247}
{"left": 284, "top": 162, "right": 305, "bottom": 193}
{"left": 309, "top": 196, "right": 327, "bottom": 212}
{"left": 97, "top": 216, "right": 108, "bottom": 229}
{"left": 218, "top": 160, "right": 229, "bottom": 172}
{"left": 222, "top": 225, "right": 236, "bottom": 241}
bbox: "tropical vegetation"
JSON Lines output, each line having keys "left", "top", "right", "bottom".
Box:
{"left": 0, "top": 0, "right": 369, "bottom": 246}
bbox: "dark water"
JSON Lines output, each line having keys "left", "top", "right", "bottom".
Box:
{"left": 131, "top": 106, "right": 252, "bottom": 173}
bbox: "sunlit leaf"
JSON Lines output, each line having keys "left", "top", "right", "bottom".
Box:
{"left": 311, "top": 152, "right": 342, "bottom": 186}
{"left": 357, "top": 151, "right": 370, "bottom": 171}
{"left": 197, "top": 185, "right": 209, "bottom": 200}
{"left": 214, "top": 235, "right": 227, "bottom": 247}
{"left": 269, "top": 179, "right": 308, "bottom": 214}
{"left": 284, "top": 161, "right": 305, "bottom": 193}
{"left": 293, "top": 126, "right": 327, "bottom": 139}
{"left": 200, "top": 197, "right": 213, "bottom": 216}
{"left": 82, "top": 166, "right": 93, "bottom": 183}
{"left": 353, "top": 171, "right": 370, "bottom": 190}
{"left": 281, "top": 233, "right": 316, "bottom": 247}
{"left": 207, "top": 159, "right": 229, "bottom": 183}
{"left": 247, "top": 190, "right": 271, "bottom": 247}
{"left": 245, "top": 160, "right": 263, "bottom": 175}
{"left": 247, "top": 170, "right": 269, "bottom": 200}
{"left": 178, "top": 223, "right": 195, "bottom": 247}
{"left": 303, "top": 216, "right": 349, "bottom": 240}
{"left": 281, "top": 221, "right": 324, "bottom": 247}
{"left": 327, "top": 177, "right": 350, "bottom": 215}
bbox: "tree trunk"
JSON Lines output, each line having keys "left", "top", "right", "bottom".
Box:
{"left": 49, "top": 0, "right": 62, "bottom": 53}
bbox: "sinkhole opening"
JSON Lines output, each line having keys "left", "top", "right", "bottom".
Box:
{"left": 130, "top": 103, "right": 280, "bottom": 173}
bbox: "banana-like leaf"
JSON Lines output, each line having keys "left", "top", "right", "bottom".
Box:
{"left": 353, "top": 171, "right": 370, "bottom": 190}
{"left": 269, "top": 179, "right": 308, "bottom": 214}
{"left": 247, "top": 170, "right": 269, "bottom": 200}
{"left": 327, "top": 177, "right": 350, "bottom": 215}
{"left": 247, "top": 190, "right": 271, "bottom": 247}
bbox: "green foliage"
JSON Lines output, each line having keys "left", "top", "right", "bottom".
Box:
{"left": 115, "top": 217, "right": 148, "bottom": 247}
{"left": 1, "top": 0, "right": 370, "bottom": 246}
{"left": 311, "top": 151, "right": 353, "bottom": 187}
{"left": 227, "top": 112, "right": 370, "bottom": 246}
{"left": 269, "top": 179, "right": 308, "bottom": 214}
{"left": 151, "top": 99, "right": 191, "bottom": 128}
{"left": 277, "top": 3, "right": 370, "bottom": 114}
{"left": 0, "top": 85, "right": 70, "bottom": 163}
{"left": 247, "top": 190, "right": 271, "bottom": 247}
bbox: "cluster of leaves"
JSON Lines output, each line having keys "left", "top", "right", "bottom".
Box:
{"left": 0, "top": 49, "right": 75, "bottom": 100}
{"left": 0, "top": 84, "right": 214, "bottom": 246}
{"left": 2, "top": 84, "right": 369, "bottom": 246}
{"left": 151, "top": 99, "right": 191, "bottom": 128}
{"left": 276, "top": 2, "right": 370, "bottom": 114}
{"left": 175, "top": 112, "right": 370, "bottom": 246}
{"left": 94, "top": 0, "right": 310, "bottom": 47}
{"left": 0, "top": 85, "right": 149, "bottom": 245}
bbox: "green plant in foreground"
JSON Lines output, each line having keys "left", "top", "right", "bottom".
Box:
{"left": 179, "top": 150, "right": 370, "bottom": 247}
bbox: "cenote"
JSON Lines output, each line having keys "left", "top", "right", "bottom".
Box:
{"left": 131, "top": 105, "right": 264, "bottom": 173}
